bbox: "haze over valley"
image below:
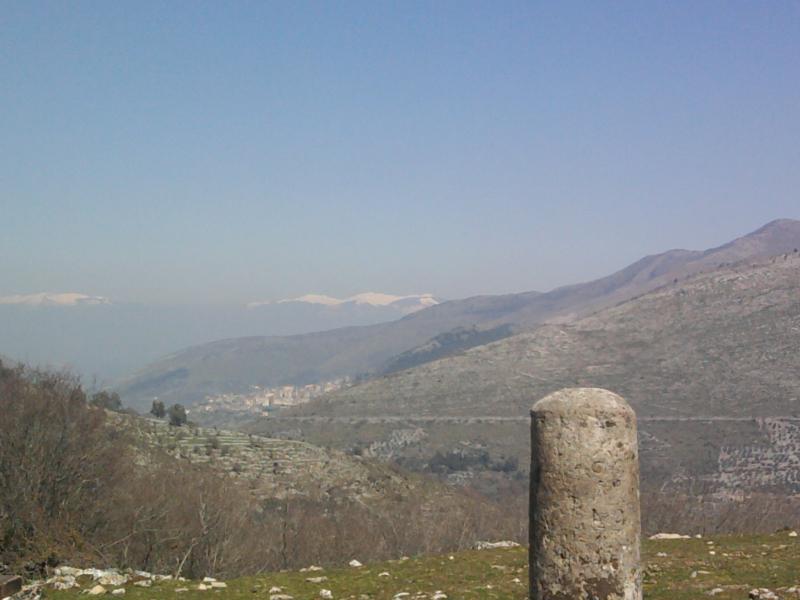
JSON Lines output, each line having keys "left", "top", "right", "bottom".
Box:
{"left": 0, "top": 291, "right": 439, "bottom": 381}
{"left": 118, "top": 219, "right": 800, "bottom": 411}
{"left": 3, "top": 3, "right": 800, "bottom": 598}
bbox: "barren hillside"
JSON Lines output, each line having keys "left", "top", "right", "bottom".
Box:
{"left": 118, "top": 220, "right": 800, "bottom": 411}
{"left": 252, "top": 252, "right": 800, "bottom": 501}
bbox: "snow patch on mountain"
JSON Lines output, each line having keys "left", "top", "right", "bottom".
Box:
{"left": 278, "top": 294, "right": 342, "bottom": 306}
{"left": 248, "top": 292, "right": 440, "bottom": 313}
{"left": 0, "top": 293, "right": 111, "bottom": 306}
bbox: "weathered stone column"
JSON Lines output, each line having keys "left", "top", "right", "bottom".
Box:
{"left": 529, "top": 388, "right": 641, "bottom": 600}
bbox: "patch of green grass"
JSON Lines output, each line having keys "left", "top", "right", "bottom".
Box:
{"left": 642, "top": 533, "right": 800, "bottom": 600}
{"left": 47, "top": 533, "right": 800, "bottom": 600}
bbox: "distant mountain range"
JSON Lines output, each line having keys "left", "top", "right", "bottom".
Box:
{"left": 0, "top": 292, "right": 111, "bottom": 306}
{"left": 255, "top": 248, "right": 800, "bottom": 501}
{"left": 117, "top": 219, "right": 800, "bottom": 411}
{"left": 249, "top": 292, "right": 440, "bottom": 314}
{"left": 0, "top": 291, "right": 439, "bottom": 382}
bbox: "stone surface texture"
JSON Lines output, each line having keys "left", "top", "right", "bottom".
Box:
{"left": 529, "top": 388, "right": 641, "bottom": 600}
{"left": 0, "top": 575, "right": 23, "bottom": 598}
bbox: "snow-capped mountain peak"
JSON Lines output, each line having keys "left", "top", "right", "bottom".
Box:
{"left": 0, "top": 292, "right": 111, "bottom": 307}
{"left": 344, "top": 292, "right": 437, "bottom": 307}
{"left": 279, "top": 294, "right": 342, "bottom": 306}
{"left": 248, "top": 292, "right": 440, "bottom": 314}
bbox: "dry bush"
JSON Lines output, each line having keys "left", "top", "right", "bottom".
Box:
{"left": 5, "top": 359, "right": 795, "bottom": 579}
{"left": 97, "top": 471, "right": 526, "bottom": 577}
{"left": 0, "top": 361, "right": 527, "bottom": 577}
{"left": 0, "top": 360, "right": 535, "bottom": 578}
{"left": 97, "top": 461, "right": 268, "bottom": 578}
{"left": 642, "top": 490, "right": 800, "bottom": 535}
{"left": 0, "top": 361, "right": 131, "bottom": 568}
{"left": 264, "top": 482, "right": 527, "bottom": 570}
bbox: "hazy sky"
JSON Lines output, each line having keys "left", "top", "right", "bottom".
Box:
{"left": 2, "top": 1, "right": 799, "bottom": 305}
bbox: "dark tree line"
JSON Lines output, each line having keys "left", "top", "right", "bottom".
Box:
{"left": 150, "top": 399, "right": 187, "bottom": 427}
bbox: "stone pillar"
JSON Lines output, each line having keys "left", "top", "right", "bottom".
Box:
{"left": 529, "top": 388, "right": 641, "bottom": 600}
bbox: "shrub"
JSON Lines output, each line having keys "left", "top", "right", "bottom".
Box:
{"left": 150, "top": 400, "right": 166, "bottom": 418}
{"left": 168, "top": 403, "right": 188, "bottom": 427}
{"left": 0, "top": 361, "right": 131, "bottom": 568}
{"left": 90, "top": 390, "right": 123, "bottom": 411}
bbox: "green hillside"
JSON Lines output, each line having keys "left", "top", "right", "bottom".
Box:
{"left": 44, "top": 533, "right": 800, "bottom": 600}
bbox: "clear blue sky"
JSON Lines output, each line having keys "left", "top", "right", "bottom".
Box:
{"left": 2, "top": 1, "right": 799, "bottom": 305}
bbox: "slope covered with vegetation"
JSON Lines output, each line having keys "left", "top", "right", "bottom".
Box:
{"left": 41, "top": 533, "right": 800, "bottom": 600}
{"left": 251, "top": 253, "right": 800, "bottom": 533}
{"left": 0, "top": 361, "right": 523, "bottom": 580}
{"left": 118, "top": 220, "right": 800, "bottom": 411}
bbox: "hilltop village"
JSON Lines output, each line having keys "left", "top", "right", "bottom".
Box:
{"left": 193, "top": 378, "right": 352, "bottom": 417}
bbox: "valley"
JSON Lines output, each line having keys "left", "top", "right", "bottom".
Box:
{"left": 243, "top": 251, "right": 800, "bottom": 530}
{"left": 118, "top": 220, "right": 800, "bottom": 412}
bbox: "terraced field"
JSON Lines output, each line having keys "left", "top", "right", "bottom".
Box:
{"left": 115, "top": 415, "right": 419, "bottom": 502}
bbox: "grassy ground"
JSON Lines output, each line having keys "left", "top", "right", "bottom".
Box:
{"left": 47, "top": 533, "right": 800, "bottom": 600}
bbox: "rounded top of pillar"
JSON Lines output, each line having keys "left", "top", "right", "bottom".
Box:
{"left": 531, "top": 387, "right": 634, "bottom": 418}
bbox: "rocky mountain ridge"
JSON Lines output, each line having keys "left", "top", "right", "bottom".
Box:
{"left": 252, "top": 250, "right": 800, "bottom": 501}
{"left": 118, "top": 219, "right": 800, "bottom": 411}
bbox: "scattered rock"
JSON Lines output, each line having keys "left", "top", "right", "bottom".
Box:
{"left": 750, "top": 589, "right": 780, "bottom": 600}
{"left": 99, "top": 574, "right": 127, "bottom": 587}
{"left": 175, "top": 588, "right": 189, "bottom": 593}
{"left": 349, "top": 560, "right": 363, "bottom": 568}
{"left": 0, "top": 576, "right": 23, "bottom": 598}
{"left": 197, "top": 583, "right": 208, "bottom": 591}
{"left": 86, "top": 584, "right": 106, "bottom": 596}
{"left": 319, "top": 590, "right": 333, "bottom": 600}
{"left": 378, "top": 572, "right": 390, "bottom": 578}
{"left": 49, "top": 575, "right": 77, "bottom": 590}
{"left": 656, "top": 552, "right": 668, "bottom": 557}
{"left": 55, "top": 567, "right": 82, "bottom": 577}
{"left": 306, "top": 577, "right": 327, "bottom": 584}
{"left": 268, "top": 587, "right": 283, "bottom": 594}
{"left": 210, "top": 582, "right": 227, "bottom": 589}
{"left": 10, "top": 583, "right": 43, "bottom": 600}
{"left": 203, "top": 577, "right": 217, "bottom": 583}
{"left": 110, "top": 589, "right": 125, "bottom": 596}
{"left": 269, "top": 594, "right": 293, "bottom": 600}
{"left": 789, "top": 531, "right": 798, "bottom": 538}
{"left": 432, "top": 592, "right": 447, "bottom": 600}
{"left": 473, "top": 541, "right": 521, "bottom": 550}
{"left": 707, "top": 588, "right": 724, "bottom": 596}
{"left": 133, "top": 580, "right": 151, "bottom": 588}
{"left": 649, "top": 533, "right": 691, "bottom": 540}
